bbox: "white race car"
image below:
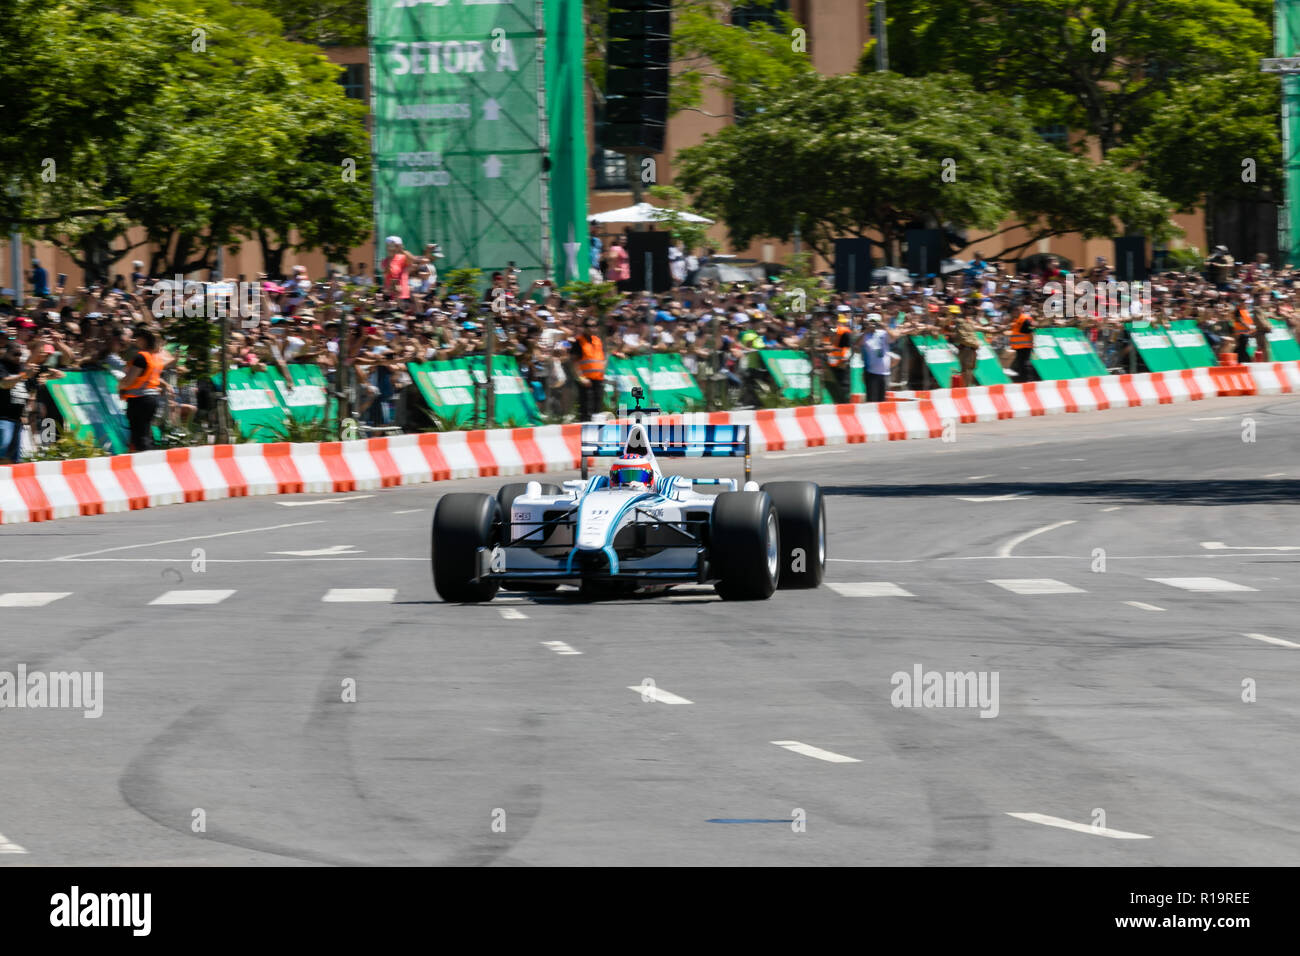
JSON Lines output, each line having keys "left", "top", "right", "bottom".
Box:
{"left": 431, "top": 393, "right": 826, "bottom": 602}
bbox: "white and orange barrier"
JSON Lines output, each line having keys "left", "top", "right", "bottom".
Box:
{"left": 2, "top": 362, "right": 1297, "bottom": 524}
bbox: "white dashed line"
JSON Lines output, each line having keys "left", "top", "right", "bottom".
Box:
{"left": 277, "top": 495, "right": 375, "bottom": 507}
{"left": 54, "top": 521, "right": 323, "bottom": 560}
{"left": 1190, "top": 416, "right": 1229, "bottom": 422}
{"left": 1264, "top": 473, "right": 1287, "bottom": 478}
{"left": 1006, "top": 812, "right": 1151, "bottom": 840}
{"left": 0, "top": 592, "right": 72, "bottom": 607}
{"left": 771, "top": 741, "right": 861, "bottom": 764}
{"left": 627, "top": 685, "right": 693, "bottom": 705}
{"left": 1150, "top": 577, "right": 1257, "bottom": 592}
{"left": 393, "top": 509, "right": 423, "bottom": 514}
{"left": 956, "top": 494, "right": 1028, "bottom": 502}
{"left": 149, "top": 590, "right": 236, "bottom": 606}
{"left": 0, "top": 832, "right": 28, "bottom": 854}
{"left": 966, "top": 474, "right": 993, "bottom": 479}
{"left": 989, "top": 579, "right": 1086, "bottom": 595}
{"left": 764, "top": 449, "right": 848, "bottom": 459}
{"left": 1124, "top": 601, "right": 1166, "bottom": 612}
{"left": 827, "top": 582, "right": 915, "bottom": 597}
{"left": 541, "top": 641, "right": 581, "bottom": 655}
{"left": 1100, "top": 506, "right": 1122, "bottom": 512}
{"left": 1242, "top": 632, "right": 1300, "bottom": 649}
{"left": 498, "top": 607, "right": 528, "bottom": 620}
{"left": 321, "top": 588, "right": 396, "bottom": 603}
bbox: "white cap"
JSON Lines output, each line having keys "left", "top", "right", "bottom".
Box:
{"left": 385, "top": 235, "right": 403, "bottom": 246}
{"left": 867, "top": 312, "right": 882, "bottom": 322}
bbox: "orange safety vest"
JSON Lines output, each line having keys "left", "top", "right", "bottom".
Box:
{"left": 1009, "top": 314, "right": 1033, "bottom": 349}
{"left": 576, "top": 335, "right": 606, "bottom": 381}
{"left": 1234, "top": 308, "right": 1254, "bottom": 334}
{"left": 120, "top": 350, "right": 166, "bottom": 399}
{"left": 828, "top": 329, "right": 852, "bottom": 367}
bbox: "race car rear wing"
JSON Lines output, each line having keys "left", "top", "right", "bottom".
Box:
{"left": 580, "top": 422, "right": 752, "bottom": 483}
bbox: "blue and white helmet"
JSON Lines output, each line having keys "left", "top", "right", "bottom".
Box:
{"left": 610, "top": 453, "right": 654, "bottom": 488}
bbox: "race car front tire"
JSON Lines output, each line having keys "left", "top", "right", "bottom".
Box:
{"left": 761, "top": 480, "right": 826, "bottom": 588}
{"left": 432, "top": 493, "right": 501, "bottom": 603}
{"left": 711, "top": 491, "right": 779, "bottom": 600}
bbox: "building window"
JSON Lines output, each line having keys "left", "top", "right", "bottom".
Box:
{"left": 595, "top": 149, "right": 629, "bottom": 190}
{"left": 339, "top": 63, "right": 366, "bottom": 100}
{"left": 733, "top": 1, "right": 789, "bottom": 29}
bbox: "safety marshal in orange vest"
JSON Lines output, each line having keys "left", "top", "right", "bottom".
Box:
{"left": 574, "top": 317, "right": 606, "bottom": 422}
{"left": 118, "top": 329, "right": 173, "bottom": 452}
{"left": 827, "top": 314, "right": 854, "bottom": 402}
{"left": 1008, "top": 311, "right": 1036, "bottom": 383}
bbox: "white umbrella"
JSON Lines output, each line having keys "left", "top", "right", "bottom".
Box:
{"left": 588, "top": 201, "right": 714, "bottom": 224}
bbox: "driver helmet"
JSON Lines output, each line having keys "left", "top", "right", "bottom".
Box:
{"left": 610, "top": 453, "right": 654, "bottom": 489}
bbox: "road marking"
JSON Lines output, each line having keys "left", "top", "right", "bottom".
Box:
{"left": 966, "top": 474, "right": 993, "bottom": 479}
{"left": 764, "top": 449, "right": 848, "bottom": 459}
{"left": 149, "top": 589, "right": 236, "bottom": 606}
{"left": 1264, "top": 473, "right": 1287, "bottom": 478}
{"left": 541, "top": 640, "right": 581, "bottom": 655}
{"left": 1006, "top": 812, "right": 1151, "bottom": 839}
{"left": 707, "top": 818, "right": 794, "bottom": 824}
{"left": 956, "top": 494, "right": 1027, "bottom": 502}
{"left": 53, "top": 521, "right": 324, "bottom": 560}
{"left": 498, "top": 607, "right": 527, "bottom": 620}
{"left": 1059, "top": 458, "right": 1086, "bottom": 462}
{"left": 0, "top": 592, "right": 71, "bottom": 607}
{"left": 827, "top": 582, "right": 914, "bottom": 597}
{"left": 1243, "top": 632, "right": 1300, "bottom": 649}
{"left": 1100, "top": 506, "right": 1122, "bottom": 512}
{"left": 322, "top": 588, "right": 396, "bottom": 603}
{"left": 996, "top": 519, "right": 1077, "bottom": 558}
{"left": 1201, "top": 541, "right": 1300, "bottom": 551}
{"left": 1150, "top": 577, "right": 1258, "bottom": 592}
{"left": 1124, "top": 601, "right": 1166, "bottom": 611}
{"left": 277, "top": 495, "right": 374, "bottom": 507}
{"left": 0, "top": 832, "right": 28, "bottom": 854}
{"left": 627, "top": 685, "right": 693, "bottom": 705}
{"left": 989, "top": 578, "right": 1085, "bottom": 595}
{"left": 268, "top": 545, "right": 365, "bottom": 556}
{"left": 1190, "top": 416, "right": 1229, "bottom": 421}
{"left": 771, "top": 741, "right": 861, "bottom": 764}
{"left": 392, "top": 509, "right": 424, "bottom": 514}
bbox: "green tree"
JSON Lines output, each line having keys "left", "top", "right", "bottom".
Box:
{"left": 882, "top": 0, "right": 1272, "bottom": 155}
{"left": 675, "top": 72, "right": 1175, "bottom": 265}
{"left": 646, "top": 185, "right": 711, "bottom": 252}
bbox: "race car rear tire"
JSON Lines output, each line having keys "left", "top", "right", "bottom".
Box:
{"left": 711, "top": 491, "right": 779, "bottom": 601}
{"left": 496, "top": 481, "right": 561, "bottom": 518}
{"left": 496, "top": 482, "right": 562, "bottom": 591}
{"left": 432, "top": 493, "right": 501, "bottom": 603}
{"left": 761, "top": 480, "right": 826, "bottom": 589}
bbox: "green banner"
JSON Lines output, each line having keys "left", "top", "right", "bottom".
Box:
{"left": 604, "top": 354, "right": 643, "bottom": 408}
{"left": 759, "top": 350, "right": 816, "bottom": 401}
{"left": 850, "top": 350, "right": 865, "bottom": 398}
{"left": 1246, "top": 328, "right": 1300, "bottom": 361}
{"left": 409, "top": 358, "right": 477, "bottom": 429}
{"left": 45, "top": 370, "right": 130, "bottom": 454}
{"left": 973, "top": 333, "right": 1010, "bottom": 385}
{"left": 544, "top": 0, "right": 588, "bottom": 284}
{"left": 1051, "top": 327, "right": 1109, "bottom": 377}
{"left": 1167, "top": 320, "right": 1219, "bottom": 369}
{"left": 646, "top": 354, "right": 705, "bottom": 413}
{"left": 217, "top": 368, "right": 284, "bottom": 442}
{"left": 272, "top": 364, "right": 332, "bottom": 424}
{"left": 1029, "top": 332, "right": 1075, "bottom": 381}
{"left": 1126, "top": 322, "right": 1184, "bottom": 372}
{"left": 467, "top": 354, "right": 542, "bottom": 427}
{"left": 371, "top": 1, "right": 549, "bottom": 284}
{"left": 911, "top": 336, "right": 961, "bottom": 388}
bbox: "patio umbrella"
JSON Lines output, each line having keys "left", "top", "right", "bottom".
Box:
{"left": 588, "top": 202, "right": 714, "bottom": 224}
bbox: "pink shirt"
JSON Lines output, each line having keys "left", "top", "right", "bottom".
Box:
{"left": 607, "top": 244, "right": 629, "bottom": 282}
{"left": 383, "top": 252, "right": 413, "bottom": 299}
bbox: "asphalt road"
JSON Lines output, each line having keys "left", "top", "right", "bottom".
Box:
{"left": 2, "top": 394, "right": 1299, "bottom": 866}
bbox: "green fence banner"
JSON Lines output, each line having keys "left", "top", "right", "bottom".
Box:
{"left": 850, "top": 350, "right": 865, "bottom": 398}
{"left": 604, "top": 355, "right": 643, "bottom": 408}
{"left": 759, "top": 350, "right": 815, "bottom": 401}
{"left": 1051, "top": 327, "right": 1109, "bottom": 377}
{"left": 408, "top": 359, "right": 477, "bottom": 429}
{"left": 1246, "top": 328, "right": 1300, "bottom": 361}
{"left": 646, "top": 354, "right": 705, "bottom": 413}
{"left": 467, "top": 355, "right": 542, "bottom": 427}
{"left": 1029, "top": 332, "right": 1075, "bottom": 381}
{"left": 217, "top": 368, "right": 285, "bottom": 442}
{"left": 1167, "top": 320, "right": 1219, "bottom": 369}
{"left": 272, "top": 364, "right": 332, "bottom": 424}
{"left": 973, "top": 333, "right": 1010, "bottom": 385}
{"left": 911, "top": 336, "right": 961, "bottom": 388}
{"left": 1126, "top": 322, "right": 1184, "bottom": 372}
{"left": 45, "top": 370, "right": 130, "bottom": 454}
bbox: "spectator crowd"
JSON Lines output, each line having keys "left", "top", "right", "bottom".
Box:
{"left": 4, "top": 236, "right": 1300, "bottom": 465}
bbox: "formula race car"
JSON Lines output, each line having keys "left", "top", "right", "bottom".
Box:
{"left": 431, "top": 390, "right": 825, "bottom": 602}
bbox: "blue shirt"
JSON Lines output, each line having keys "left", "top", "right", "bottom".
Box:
{"left": 861, "top": 328, "right": 892, "bottom": 376}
